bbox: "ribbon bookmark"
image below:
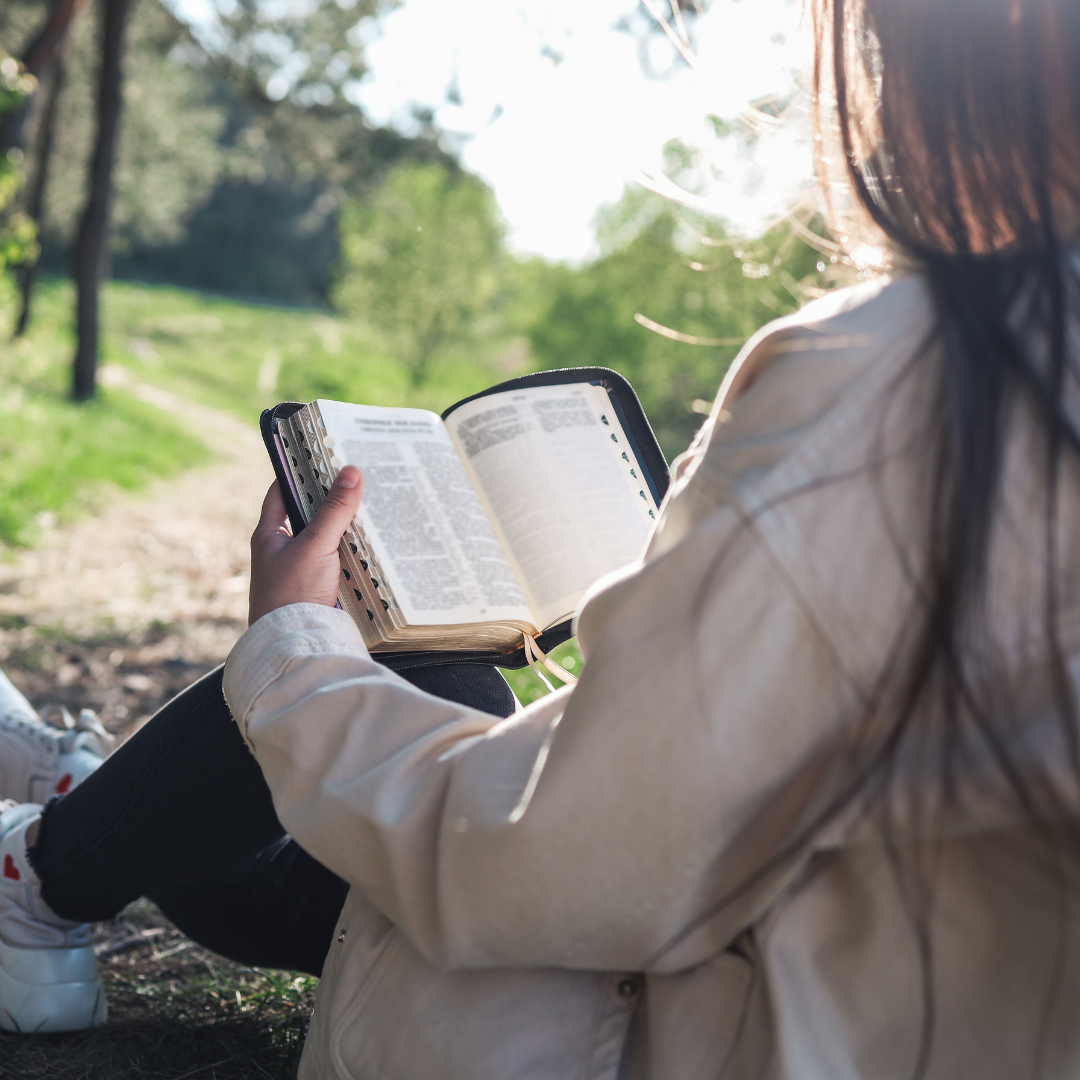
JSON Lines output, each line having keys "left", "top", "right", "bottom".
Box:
{"left": 522, "top": 633, "right": 579, "bottom": 692}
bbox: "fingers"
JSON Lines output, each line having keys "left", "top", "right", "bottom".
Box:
{"left": 254, "top": 481, "right": 289, "bottom": 537}
{"left": 246, "top": 467, "right": 363, "bottom": 624}
{"left": 301, "top": 465, "right": 364, "bottom": 552}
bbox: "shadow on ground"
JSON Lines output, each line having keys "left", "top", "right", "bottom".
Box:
{"left": 0, "top": 899, "right": 317, "bottom": 1079}
{"left": 0, "top": 616, "right": 225, "bottom": 737}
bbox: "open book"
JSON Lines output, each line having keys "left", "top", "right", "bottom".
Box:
{"left": 261, "top": 368, "right": 669, "bottom": 669}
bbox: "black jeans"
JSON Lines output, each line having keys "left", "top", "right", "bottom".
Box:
{"left": 28, "top": 662, "right": 517, "bottom": 977}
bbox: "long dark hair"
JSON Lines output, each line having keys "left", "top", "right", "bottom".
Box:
{"left": 815, "top": 0, "right": 1080, "bottom": 1073}
{"left": 658, "top": 2, "right": 1080, "bottom": 1075}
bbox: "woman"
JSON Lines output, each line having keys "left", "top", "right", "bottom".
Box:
{"left": 3, "top": 0, "right": 1080, "bottom": 1075}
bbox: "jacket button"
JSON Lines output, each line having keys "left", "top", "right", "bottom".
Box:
{"left": 617, "top": 977, "right": 639, "bottom": 998}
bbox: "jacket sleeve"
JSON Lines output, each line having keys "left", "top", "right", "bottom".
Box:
{"left": 223, "top": 282, "right": 925, "bottom": 976}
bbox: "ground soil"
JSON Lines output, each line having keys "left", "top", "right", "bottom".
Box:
{"left": 0, "top": 366, "right": 273, "bottom": 734}
{"left": 0, "top": 372, "right": 315, "bottom": 1078}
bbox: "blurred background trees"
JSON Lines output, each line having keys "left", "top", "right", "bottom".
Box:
{"left": 0, "top": 0, "right": 449, "bottom": 305}
{"left": 72, "top": 0, "right": 136, "bottom": 400}
{"left": 519, "top": 184, "right": 823, "bottom": 454}
{"left": 335, "top": 161, "right": 503, "bottom": 386}
{"left": 0, "top": 0, "right": 832, "bottom": 457}
{"left": 0, "top": 49, "right": 39, "bottom": 303}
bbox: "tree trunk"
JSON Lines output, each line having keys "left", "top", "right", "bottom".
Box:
{"left": 14, "top": 54, "right": 66, "bottom": 339}
{"left": 72, "top": 0, "right": 135, "bottom": 402}
{"left": 0, "top": 0, "right": 86, "bottom": 154}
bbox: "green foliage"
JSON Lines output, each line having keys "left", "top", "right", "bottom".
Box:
{"left": 503, "top": 639, "right": 582, "bottom": 707}
{"left": 111, "top": 7, "right": 227, "bottom": 251}
{"left": 0, "top": 155, "right": 37, "bottom": 272}
{"left": 335, "top": 162, "right": 505, "bottom": 385}
{"left": 33, "top": 0, "right": 225, "bottom": 253}
{"left": 0, "top": 0, "right": 452, "bottom": 305}
{"left": 68, "top": 276, "right": 508, "bottom": 422}
{"left": 0, "top": 47, "right": 38, "bottom": 329}
{"left": 130, "top": 0, "right": 451, "bottom": 303}
{"left": 0, "top": 48, "right": 36, "bottom": 116}
{"left": 519, "top": 186, "right": 827, "bottom": 456}
{"left": 200, "top": 0, "right": 390, "bottom": 109}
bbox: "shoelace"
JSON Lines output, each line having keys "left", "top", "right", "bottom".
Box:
{"left": 0, "top": 709, "right": 114, "bottom": 756}
{"left": 0, "top": 713, "right": 62, "bottom": 751}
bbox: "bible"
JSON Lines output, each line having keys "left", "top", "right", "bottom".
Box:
{"left": 260, "top": 367, "right": 669, "bottom": 670}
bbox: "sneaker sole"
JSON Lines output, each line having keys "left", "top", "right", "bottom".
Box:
{"left": 0, "top": 937, "right": 107, "bottom": 1033}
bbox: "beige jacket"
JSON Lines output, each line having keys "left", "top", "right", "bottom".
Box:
{"left": 223, "top": 273, "right": 1080, "bottom": 1080}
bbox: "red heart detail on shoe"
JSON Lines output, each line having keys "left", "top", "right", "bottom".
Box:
{"left": 2, "top": 854, "right": 19, "bottom": 882}
{"left": 55, "top": 773, "right": 73, "bottom": 795}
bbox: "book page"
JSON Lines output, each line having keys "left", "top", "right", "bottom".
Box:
{"left": 317, "top": 400, "right": 532, "bottom": 628}
{"left": 445, "top": 383, "right": 657, "bottom": 630}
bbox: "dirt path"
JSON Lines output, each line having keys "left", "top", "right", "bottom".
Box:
{"left": 0, "top": 366, "right": 275, "bottom": 733}
{"left": 0, "top": 372, "right": 320, "bottom": 1078}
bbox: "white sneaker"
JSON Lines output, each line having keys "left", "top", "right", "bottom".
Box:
{"left": 0, "top": 801, "right": 107, "bottom": 1032}
{"left": 0, "top": 670, "right": 113, "bottom": 804}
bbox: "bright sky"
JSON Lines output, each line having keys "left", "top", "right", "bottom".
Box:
{"left": 352, "top": 0, "right": 811, "bottom": 261}
{"left": 172, "top": 0, "right": 812, "bottom": 262}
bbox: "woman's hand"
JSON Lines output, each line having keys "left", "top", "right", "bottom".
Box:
{"left": 248, "top": 465, "right": 364, "bottom": 625}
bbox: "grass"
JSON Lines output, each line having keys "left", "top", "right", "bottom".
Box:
{"left": 1, "top": 276, "right": 528, "bottom": 543}
{"left": 0, "top": 289, "right": 211, "bottom": 547}
{"left": 504, "top": 638, "right": 582, "bottom": 706}
{"left": 89, "top": 277, "right": 526, "bottom": 425}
